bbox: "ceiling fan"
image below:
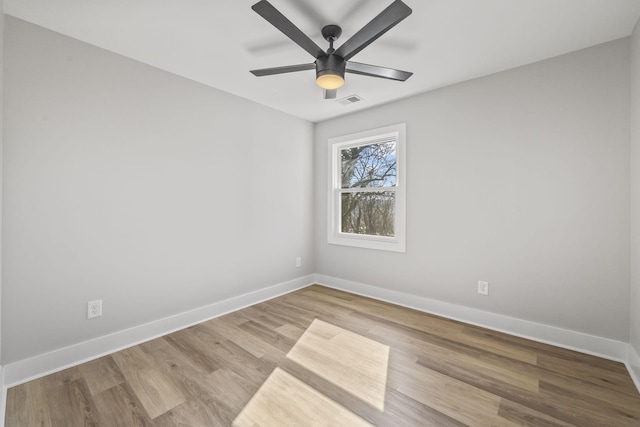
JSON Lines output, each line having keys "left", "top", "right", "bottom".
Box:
{"left": 250, "top": 0, "right": 413, "bottom": 99}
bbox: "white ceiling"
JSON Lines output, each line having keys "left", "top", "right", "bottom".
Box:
{"left": 5, "top": 0, "right": 640, "bottom": 122}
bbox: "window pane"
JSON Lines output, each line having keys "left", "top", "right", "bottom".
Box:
{"left": 341, "top": 141, "right": 396, "bottom": 188}
{"left": 341, "top": 192, "right": 395, "bottom": 237}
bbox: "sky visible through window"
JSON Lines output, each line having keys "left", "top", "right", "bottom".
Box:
{"left": 341, "top": 141, "right": 397, "bottom": 189}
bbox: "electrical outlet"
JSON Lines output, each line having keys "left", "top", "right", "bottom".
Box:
{"left": 478, "top": 281, "right": 489, "bottom": 296}
{"left": 296, "top": 257, "right": 302, "bottom": 268}
{"left": 88, "top": 300, "right": 102, "bottom": 319}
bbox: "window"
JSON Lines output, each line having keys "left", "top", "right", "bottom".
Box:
{"left": 328, "top": 123, "right": 406, "bottom": 252}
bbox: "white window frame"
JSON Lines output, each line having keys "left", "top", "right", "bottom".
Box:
{"left": 327, "top": 123, "right": 406, "bottom": 252}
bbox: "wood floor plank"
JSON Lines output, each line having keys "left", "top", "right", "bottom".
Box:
{"left": 537, "top": 380, "right": 640, "bottom": 426}
{"left": 299, "top": 287, "right": 465, "bottom": 337}
{"left": 204, "top": 316, "right": 284, "bottom": 360}
{"left": 539, "top": 369, "right": 640, "bottom": 416}
{"left": 139, "top": 336, "right": 216, "bottom": 403}
{"left": 279, "top": 292, "right": 357, "bottom": 321}
{"left": 275, "top": 322, "right": 306, "bottom": 341}
{"left": 205, "top": 368, "right": 258, "bottom": 414}
{"left": 163, "top": 323, "right": 226, "bottom": 373}
{"left": 80, "top": 355, "right": 126, "bottom": 396}
{"left": 6, "top": 285, "right": 640, "bottom": 426}
{"left": 369, "top": 323, "right": 540, "bottom": 392}
{"left": 111, "top": 346, "right": 186, "bottom": 419}
{"left": 238, "top": 319, "right": 297, "bottom": 353}
{"left": 153, "top": 398, "right": 230, "bottom": 427}
{"left": 537, "top": 352, "right": 639, "bottom": 395}
{"left": 197, "top": 337, "right": 275, "bottom": 389}
{"left": 93, "top": 383, "right": 155, "bottom": 427}
{"left": 235, "top": 305, "right": 286, "bottom": 330}
{"left": 497, "top": 398, "right": 575, "bottom": 427}
{"left": 379, "top": 387, "right": 467, "bottom": 427}
{"left": 39, "top": 365, "right": 84, "bottom": 391}
{"left": 458, "top": 326, "right": 539, "bottom": 364}
{"left": 153, "top": 367, "right": 257, "bottom": 426}
{"left": 388, "top": 351, "right": 518, "bottom": 427}
{"left": 260, "top": 299, "right": 318, "bottom": 328}
{"left": 5, "top": 380, "right": 52, "bottom": 427}
{"left": 412, "top": 343, "right": 634, "bottom": 426}
{"left": 45, "top": 378, "right": 101, "bottom": 427}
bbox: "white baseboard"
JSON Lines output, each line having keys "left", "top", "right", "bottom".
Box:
{"left": 3, "top": 275, "right": 315, "bottom": 388}
{"left": 314, "top": 274, "right": 629, "bottom": 363}
{"left": 627, "top": 344, "right": 640, "bottom": 393}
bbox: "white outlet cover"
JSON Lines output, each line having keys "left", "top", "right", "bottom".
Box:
{"left": 88, "top": 300, "right": 102, "bottom": 319}
{"left": 478, "top": 281, "right": 489, "bottom": 296}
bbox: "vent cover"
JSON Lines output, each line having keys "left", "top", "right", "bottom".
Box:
{"left": 336, "top": 94, "right": 363, "bottom": 106}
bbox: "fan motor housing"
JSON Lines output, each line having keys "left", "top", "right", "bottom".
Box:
{"left": 316, "top": 54, "right": 346, "bottom": 80}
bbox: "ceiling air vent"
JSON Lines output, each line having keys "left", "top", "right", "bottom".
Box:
{"left": 336, "top": 94, "right": 363, "bottom": 106}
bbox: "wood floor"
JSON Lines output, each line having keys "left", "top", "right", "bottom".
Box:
{"left": 6, "top": 285, "right": 640, "bottom": 426}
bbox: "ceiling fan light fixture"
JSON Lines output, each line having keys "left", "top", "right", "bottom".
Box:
{"left": 316, "top": 72, "right": 344, "bottom": 90}
{"left": 315, "top": 54, "right": 346, "bottom": 90}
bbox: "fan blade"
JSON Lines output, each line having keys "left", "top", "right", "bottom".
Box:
{"left": 252, "top": 0, "right": 325, "bottom": 59}
{"left": 324, "top": 89, "right": 337, "bottom": 99}
{"left": 250, "top": 63, "right": 315, "bottom": 76}
{"left": 335, "top": 0, "right": 412, "bottom": 61}
{"left": 346, "top": 62, "right": 412, "bottom": 81}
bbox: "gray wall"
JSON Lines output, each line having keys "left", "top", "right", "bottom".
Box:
{"left": 315, "top": 39, "right": 631, "bottom": 341}
{"left": 2, "top": 17, "right": 314, "bottom": 363}
{"left": 631, "top": 19, "right": 640, "bottom": 354}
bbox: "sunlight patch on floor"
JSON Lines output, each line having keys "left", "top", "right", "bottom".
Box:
{"left": 232, "top": 367, "right": 374, "bottom": 427}
{"left": 233, "top": 319, "right": 390, "bottom": 425}
{"left": 286, "top": 319, "right": 390, "bottom": 411}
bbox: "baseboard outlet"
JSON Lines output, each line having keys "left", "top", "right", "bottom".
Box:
{"left": 627, "top": 344, "right": 640, "bottom": 393}
{"left": 3, "top": 275, "right": 315, "bottom": 388}
{"left": 314, "top": 274, "right": 629, "bottom": 363}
